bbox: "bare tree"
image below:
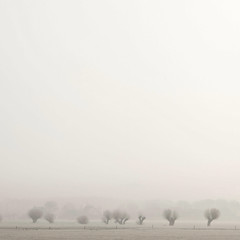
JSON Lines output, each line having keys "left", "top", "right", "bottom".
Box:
{"left": 204, "top": 208, "right": 220, "bottom": 226}
{"left": 163, "top": 209, "right": 178, "bottom": 226}
{"left": 112, "top": 210, "right": 121, "bottom": 224}
{"left": 102, "top": 210, "right": 112, "bottom": 224}
{"left": 28, "top": 207, "right": 43, "bottom": 223}
{"left": 77, "top": 215, "right": 89, "bottom": 224}
{"left": 44, "top": 212, "right": 55, "bottom": 223}
{"left": 112, "top": 210, "right": 129, "bottom": 224}
{"left": 0, "top": 215, "right": 2, "bottom": 222}
{"left": 136, "top": 215, "right": 146, "bottom": 225}
{"left": 121, "top": 212, "right": 130, "bottom": 224}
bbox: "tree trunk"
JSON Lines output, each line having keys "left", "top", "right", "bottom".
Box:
{"left": 139, "top": 217, "right": 143, "bottom": 225}
{"left": 169, "top": 218, "right": 175, "bottom": 226}
{"left": 123, "top": 218, "right": 128, "bottom": 224}
{"left": 207, "top": 219, "right": 212, "bottom": 227}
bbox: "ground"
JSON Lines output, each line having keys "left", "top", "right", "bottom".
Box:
{"left": 0, "top": 221, "right": 240, "bottom": 240}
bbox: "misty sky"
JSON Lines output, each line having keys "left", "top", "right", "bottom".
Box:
{"left": 1, "top": 0, "right": 240, "bottom": 201}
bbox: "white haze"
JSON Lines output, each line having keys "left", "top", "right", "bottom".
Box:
{"left": 0, "top": 0, "right": 240, "bottom": 201}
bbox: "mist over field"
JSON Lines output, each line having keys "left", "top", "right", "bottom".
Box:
{"left": 1, "top": 197, "right": 240, "bottom": 222}
{"left": 1, "top": 1, "right": 240, "bottom": 239}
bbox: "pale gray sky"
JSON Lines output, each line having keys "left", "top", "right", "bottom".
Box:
{"left": 0, "top": 0, "right": 240, "bottom": 201}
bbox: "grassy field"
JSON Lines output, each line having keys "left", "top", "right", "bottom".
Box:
{"left": 1, "top": 221, "right": 240, "bottom": 240}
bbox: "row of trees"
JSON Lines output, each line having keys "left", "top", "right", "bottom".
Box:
{"left": 26, "top": 207, "right": 220, "bottom": 227}
{"left": 28, "top": 207, "right": 55, "bottom": 223}
{"left": 102, "top": 210, "right": 130, "bottom": 225}
{"left": 163, "top": 208, "right": 220, "bottom": 226}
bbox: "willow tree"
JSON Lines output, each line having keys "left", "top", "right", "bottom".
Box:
{"left": 102, "top": 210, "right": 112, "bottom": 224}
{"left": 112, "top": 210, "right": 129, "bottom": 224}
{"left": 204, "top": 208, "right": 220, "bottom": 226}
{"left": 77, "top": 215, "right": 89, "bottom": 224}
{"left": 136, "top": 215, "right": 146, "bottom": 225}
{"left": 28, "top": 207, "right": 43, "bottom": 223}
{"left": 44, "top": 212, "right": 55, "bottom": 223}
{"left": 163, "top": 209, "right": 178, "bottom": 226}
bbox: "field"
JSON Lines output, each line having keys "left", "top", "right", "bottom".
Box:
{"left": 1, "top": 221, "right": 240, "bottom": 240}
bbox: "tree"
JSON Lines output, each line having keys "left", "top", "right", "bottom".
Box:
{"left": 136, "top": 215, "right": 146, "bottom": 225}
{"left": 102, "top": 210, "right": 112, "bottom": 224}
{"left": 112, "top": 210, "right": 129, "bottom": 224}
{"left": 163, "top": 209, "right": 178, "bottom": 226}
{"left": 77, "top": 215, "right": 89, "bottom": 224}
{"left": 204, "top": 208, "right": 220, "bottom": 226}
{"left": 0, "top": 215, "right": 2, "bottom": 222}
{"left": 44, "top": 212, "right": 55, "bottom": 223}
{"left": 28, "top": 207, "right": 43, "bottom": 223}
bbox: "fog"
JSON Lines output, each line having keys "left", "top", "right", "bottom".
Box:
{"left": 1, "top": 0, "right": 240, "bottom": 205}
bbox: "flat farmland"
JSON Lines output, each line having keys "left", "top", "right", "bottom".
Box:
{"left": 1, "top": 221, "right": 240, "bottom": 240}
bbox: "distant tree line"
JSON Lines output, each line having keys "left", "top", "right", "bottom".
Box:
{"left": 0, "top": 201, "right": 221, "bottom": 227}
